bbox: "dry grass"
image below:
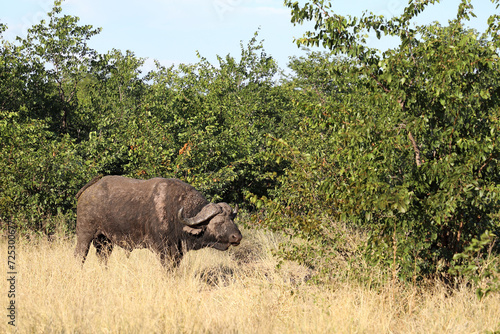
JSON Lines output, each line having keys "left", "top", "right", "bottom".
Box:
{"left": 1, "top": 228, "right": 499, "bottom": 333}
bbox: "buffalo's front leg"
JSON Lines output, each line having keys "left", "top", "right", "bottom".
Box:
{"left": 159, "top": 248, "right": 183, "bottom": 268}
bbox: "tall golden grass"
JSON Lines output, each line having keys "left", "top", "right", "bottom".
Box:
{"left": 1, "top": 228, "right": 499, "bottom": 333}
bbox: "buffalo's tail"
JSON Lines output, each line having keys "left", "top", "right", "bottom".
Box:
{"left": 76, "top": 175, "right": 104, "bottom": 200}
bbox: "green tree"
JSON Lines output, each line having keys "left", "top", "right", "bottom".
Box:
{"left": 144, "top": 33, "right": 290, "bottom": 204}
{"left": 280, "top": 0, "right": 500, "bottom": 280}
{"left": 0, "top": 25, "right": 29, "bottom": 115}
{"left": 0, "top": 2, "right": 99, "bottom": 233}
{"left": 76, "top": 49, "right": 151, "bottom": 176}
{"left": 0, "top": 40, "right": 87, "bottom": 233}
{"left": 17, "top": 0, "right": 101, "bottom": 134}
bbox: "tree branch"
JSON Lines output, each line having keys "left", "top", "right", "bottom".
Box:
{"left": 407, "top": 131, "right": 422, "bottom": 167}
{"left": 478, "top": 153, "right": 497, "bottom": 175}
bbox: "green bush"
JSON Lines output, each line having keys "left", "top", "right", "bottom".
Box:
{"left": 274, "top": 0, "right": 500, "bottom": 282}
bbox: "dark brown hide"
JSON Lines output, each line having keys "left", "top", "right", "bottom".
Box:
{"left": 74, "top": 176, "right": 242, "bottom": 266}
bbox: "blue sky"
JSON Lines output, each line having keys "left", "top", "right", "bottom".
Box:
{"left": 1, "top": 0, "right": 497, "bottom": 72}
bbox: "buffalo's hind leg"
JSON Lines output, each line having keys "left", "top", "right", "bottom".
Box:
{"left": 75, "top": 231, "right": 94, "bottom": 265}
{"left": 93, "top": 234, "right": 114, "bottom": 266}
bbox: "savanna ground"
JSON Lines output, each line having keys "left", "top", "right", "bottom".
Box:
{"left": 1, "top": 228, "right": 499, "bottom": 334}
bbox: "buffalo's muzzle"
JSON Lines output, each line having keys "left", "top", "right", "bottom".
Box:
{"left": 230, "top": 232, "right": 242, "bottom": 246}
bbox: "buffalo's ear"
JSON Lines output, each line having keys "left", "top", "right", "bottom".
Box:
{"left": 232, "top": 204, "right": 238, "bottom": 219}
{"left": 183, "top": 225, "right": 203, "bottom": 236}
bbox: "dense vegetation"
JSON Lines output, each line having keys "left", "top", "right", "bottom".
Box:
{"left": 1, "top": 0, "right": 499, "bottom": 292}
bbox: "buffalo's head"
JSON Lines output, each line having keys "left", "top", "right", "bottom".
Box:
{"left": 178, "top": 203, "right": 242, "bottom": 250}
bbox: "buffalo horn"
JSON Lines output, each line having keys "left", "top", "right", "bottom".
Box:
{"left": 178, "top": 204, "right": 221, "bottom": 227}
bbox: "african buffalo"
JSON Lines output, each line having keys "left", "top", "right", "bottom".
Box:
{"left": 74, "top": 175, "right": 242, "bottom": 266}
